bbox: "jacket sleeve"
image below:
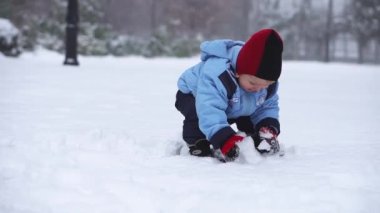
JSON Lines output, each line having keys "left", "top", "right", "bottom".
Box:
{"left": 195, "top": 61, "right": 236, "bottom": 149}
{"left": 250, "top": 83, "right": 281, "bottom": 134}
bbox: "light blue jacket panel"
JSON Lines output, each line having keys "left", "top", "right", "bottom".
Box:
{"left": 177, "top": 40, "right": 243, "bottom": 95}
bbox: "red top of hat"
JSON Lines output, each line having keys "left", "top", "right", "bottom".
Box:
{"left": 236, "top": 29, "right": 283, "bottom": 81}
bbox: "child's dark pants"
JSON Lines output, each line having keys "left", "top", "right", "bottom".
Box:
{"left": 175, "top": 90, "right": 255, "bottom": 147}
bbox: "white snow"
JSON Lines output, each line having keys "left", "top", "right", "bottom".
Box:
{"left": 257, "top": 139, "right": 271, "bottom": 151}
{"left": 1, "top": 51, "right": 380, "bottom": 213}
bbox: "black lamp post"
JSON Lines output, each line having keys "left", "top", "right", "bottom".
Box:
{"left": 63, "top": 0, "right": 79, "bottom": 65}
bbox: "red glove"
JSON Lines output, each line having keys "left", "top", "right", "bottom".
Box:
{"left": 213, "top": 135, "right": 244, "bottom": 162}
{"left": 221, "top": 135, "right": 244, "bottom": 155}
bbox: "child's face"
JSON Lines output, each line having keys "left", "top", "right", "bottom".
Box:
{"left": 237, "top": 74, "right": 275, "bottom": 92}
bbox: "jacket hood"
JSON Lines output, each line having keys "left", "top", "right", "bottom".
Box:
{"left": 200, "top": 40, "right": 244, "bottom": 69}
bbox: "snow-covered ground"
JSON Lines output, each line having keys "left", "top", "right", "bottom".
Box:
{"left": 1, "top": 50, "right": 380, "bottom": 213}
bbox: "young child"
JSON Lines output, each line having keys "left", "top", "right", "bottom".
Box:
{"left": 175, "top": 29, "right": 283, "bottom": 162}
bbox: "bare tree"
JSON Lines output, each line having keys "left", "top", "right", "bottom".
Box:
{"left": 324, "top": 0, "right": 334, "bottom": 62}
{"left": 344, "top": 0, "right": 380, "bottom": 63}
{"left": 240, "top": 0, "right": 252, "bottom": 40}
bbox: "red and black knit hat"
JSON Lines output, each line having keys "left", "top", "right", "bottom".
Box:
{"left": 236, "top": 29, "right": 283, "bottom": 81}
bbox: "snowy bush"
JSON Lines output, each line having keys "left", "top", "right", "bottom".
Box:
{"left": 141, "top": 26, "right": 202, "bottom": 58}
{"left": 104, "top": 28, "right": 202, "bottom": 58}
{"left": 106, "top": 35, "right": 145, "bottom": 56}
{"left": 77, "top": 23, "right": 110, "bottom": 56}
{"left": 171, "top": 35, "right": 203, "bottom": 58}
{"left": 0, "top": 18, "right": 21, "bottom": 57}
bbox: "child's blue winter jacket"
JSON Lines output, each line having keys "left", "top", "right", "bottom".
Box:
{"left": 177, "top": 40, "right": 279, "bottom": 149}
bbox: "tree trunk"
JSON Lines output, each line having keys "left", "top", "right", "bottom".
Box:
{"left": 150, "top": 0, "right": 157, "bottom": 35}
{"left": 324, "top": 0, "right": 333, "bottom": 62}
{"left": 240, "top": 0, "right": 252, "bottom": 40}
{"left": 357, "top": 39, "right": 366, "bottom": 64}
{"left": 376, "top": 40, "right": 380, "bottom": 63}
{"left": 343, "top": 34, "right": 348, "bottom": 60}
